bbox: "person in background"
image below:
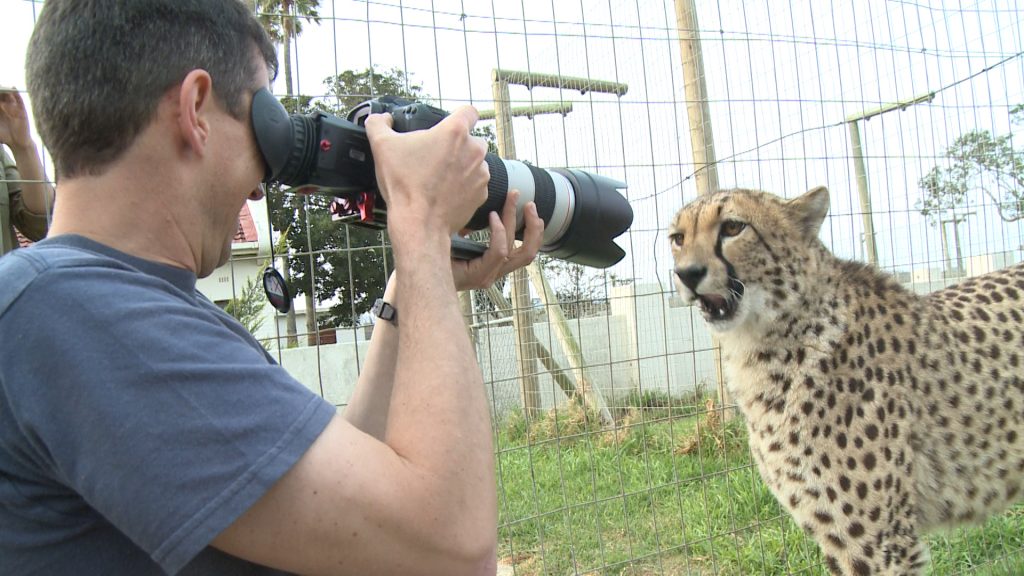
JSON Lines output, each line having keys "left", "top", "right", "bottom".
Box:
{"left": 0, "top": 87, "right": 54, "bottom": 254}
{"left": 0, "top": 0, "right": 543, "bottom": 574}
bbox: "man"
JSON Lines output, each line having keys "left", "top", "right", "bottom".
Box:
{"left": 0, "top": 88, "right": 53, "bottom": 254}
{"left": 0, "top": 1, "right": 542, "bottom": 574}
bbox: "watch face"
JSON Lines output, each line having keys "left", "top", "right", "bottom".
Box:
{"left": 373, "top": 298, "right": 395, "bottom": 321}
{"left": 263, "top": 267, "right": 292, "bottom": 313}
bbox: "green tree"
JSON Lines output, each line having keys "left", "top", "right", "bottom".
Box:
{"left": 248, "top": 0, "right": 320, "bottom": 99}
{"left": 919, "top": 104, "right": 1023, "bottom": 223}
{"left": 472, "top": 123, "right": 499, "bottom": 154}
{"left": 224, "top": 275, "right": 268, "bottom": 336}
{"left": 323, "top": 66, "right": 425, "bottom": 109}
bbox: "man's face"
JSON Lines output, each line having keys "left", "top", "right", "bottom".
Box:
{"left": 200, "top": 60, "right": 270, "bottom": 277}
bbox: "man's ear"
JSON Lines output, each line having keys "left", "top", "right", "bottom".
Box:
{"left": 177, "top": 69, "right": 215, "bottom": 155}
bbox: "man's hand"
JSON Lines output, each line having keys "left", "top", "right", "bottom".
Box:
{"left": 363, "top": 106, "right": 489, "bottom": 247}
{"left": 453, "top": 189, "right": 544, "bottom": 291}
{"left": 0, "top": 89, "right": 33, "bottom": 151}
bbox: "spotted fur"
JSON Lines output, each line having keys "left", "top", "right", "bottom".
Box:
{"left": 669, "top": 186, "right": 1024, "bottom": 575}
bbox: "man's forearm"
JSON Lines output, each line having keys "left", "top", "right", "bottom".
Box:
{"left": 9, "top": 143, "right": 54, "bottom": 215}
{"left": 387, "top": 230, "right": 497, "bottom": 525}
{"left": 342, "top": 273, "right": 399, "bottom": 439}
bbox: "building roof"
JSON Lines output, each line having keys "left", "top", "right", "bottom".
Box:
{"left": 234, "top": 202, "right": 259, "bottom": 243}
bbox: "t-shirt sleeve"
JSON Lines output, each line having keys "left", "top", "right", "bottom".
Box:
{"left": 0, "top": 260, "right": 336, "bottom": 574}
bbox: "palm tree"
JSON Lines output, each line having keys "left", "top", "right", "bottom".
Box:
{"left": 248, "top": 0, "right": 320, "bottom": 98}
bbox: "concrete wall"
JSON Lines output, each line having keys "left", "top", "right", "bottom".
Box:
{"left": 270, "top": 283, "right": 723, "bottom": 421}
{"left": 271, "top": 335, "right": 370, "bottom": 407}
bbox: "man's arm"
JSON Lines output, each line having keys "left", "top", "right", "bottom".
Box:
{"left": 213, "top": 107, "right": 539, "bottom": 576}
{"left": 343, "top": 190, "right": 542, "bottom": 440}
{"left": 1, "top": 89, "right": 54, "bottom": 218}
{"left": 337, "top": 270, "right": 399, "bottom": 440}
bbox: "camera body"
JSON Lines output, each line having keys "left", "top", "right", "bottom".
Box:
{"left": 251, "top": 88, "right": 632, "bottom": 268}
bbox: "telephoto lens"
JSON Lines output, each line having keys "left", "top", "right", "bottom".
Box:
{"left": 466, "top": 155, "right": 632, "bottom": 268}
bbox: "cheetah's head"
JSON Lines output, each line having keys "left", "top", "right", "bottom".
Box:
{"left": 668, "top": 186, "right": 830, "bottom": 334}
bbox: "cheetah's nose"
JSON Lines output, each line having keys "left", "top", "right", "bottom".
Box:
{"left": 675, "top": 265, "right": 707, "bottom": 293}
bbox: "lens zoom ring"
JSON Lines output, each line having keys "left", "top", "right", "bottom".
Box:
{"left": 526, "top": 163, "right": 556, "bottom": 225}
{"left": 466, "top": 154, "right": 510, "bottom": 230}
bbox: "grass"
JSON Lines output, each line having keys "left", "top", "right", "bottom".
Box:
{"left": 495, "top": 396, "right": 1024, "bottom": 575}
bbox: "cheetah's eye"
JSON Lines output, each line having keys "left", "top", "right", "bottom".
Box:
{"left": 668, "top": 233, "right": 684, "bottom": 247}
{"left": 719, "top": 220, "right": 747, "bottom": 238}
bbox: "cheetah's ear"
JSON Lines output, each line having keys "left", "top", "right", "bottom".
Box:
{"left": 786, "top": 186, "right": 830, "bottom": 242}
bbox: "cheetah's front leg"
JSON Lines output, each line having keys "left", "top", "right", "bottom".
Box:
{"left": 809, "top": 508, "right": 929, "bottom": 575}
{"left": 777, "top": 442, "right": 931, "bottom": 576}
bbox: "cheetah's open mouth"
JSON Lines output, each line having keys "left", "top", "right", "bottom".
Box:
{"left": 696, "top": 293, "right": 738, "bottom": 322}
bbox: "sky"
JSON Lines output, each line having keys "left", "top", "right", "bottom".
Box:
{"left": 3, "top": 0, "right": 1023, "bottom": 289}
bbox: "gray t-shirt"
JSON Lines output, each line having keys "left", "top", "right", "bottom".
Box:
{"left": 0, "top": 235, "right": 336, "bottom": 574}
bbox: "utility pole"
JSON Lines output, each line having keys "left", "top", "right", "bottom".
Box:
{"left": 674, "top": 0, "right": 729, "bottom": 419}
{"left": 489, "top": 73, "right": 541, "bottom": 419}
{"left": 939, "top": 212, "right": 974, "bottom": 277}
{"left": 846, "top": 91, "right": 935, "bottom": 266}
{"left": 674, "top": 0, "right": 718, "bottom": 196}
{"left": 847, "top": 119, "right": 879, "bottom": 266}
{"left": 489, "top": 68, "right": 622, "bottom": 427}
{"left": 939, "top": 219, "right": 952, "bottom": 276}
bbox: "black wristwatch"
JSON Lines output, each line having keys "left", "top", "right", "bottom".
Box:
{"left": 372, "top": 298, "right": 398, "bottom": 326}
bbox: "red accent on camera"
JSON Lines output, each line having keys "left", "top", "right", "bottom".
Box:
{"left": 358, "top": 192, "right": 375, "bottom": 223}
{"left": 329, "top": 193, "right": 376, "bottom": 224}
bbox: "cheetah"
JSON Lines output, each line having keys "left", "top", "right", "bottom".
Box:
{"left": 668, "top": 186, "right": 1024, "bottom": 575}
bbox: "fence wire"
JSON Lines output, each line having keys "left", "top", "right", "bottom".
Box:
{"left": 6, "top": 0, "right": 1024, "bottom": 574}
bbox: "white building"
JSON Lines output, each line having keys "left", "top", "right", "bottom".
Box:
{"left": 195, "top": 198, "right": 344, "bottom": 351}
{"left": 196, "top": 199, "right": 285, "bottom": 345}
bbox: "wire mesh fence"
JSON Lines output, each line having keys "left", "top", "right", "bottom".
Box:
{"left": 5, "top": 0, "right": 1024, "bottom": 573}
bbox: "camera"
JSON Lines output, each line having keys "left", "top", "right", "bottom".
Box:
{"left": 250, "top": 88, "right": 633, "bottom": 268}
